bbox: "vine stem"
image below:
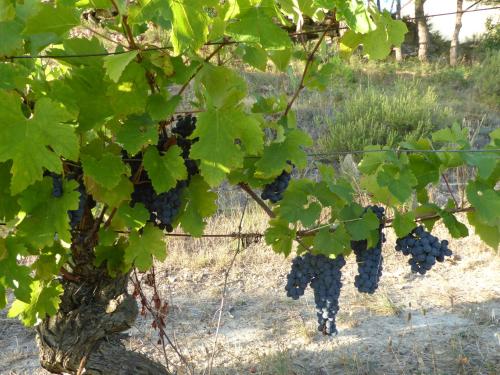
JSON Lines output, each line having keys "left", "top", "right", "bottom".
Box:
{"left": 238, "top": 183, "right": 275, "bottom": 218}
{"left": 442, "top": 173, "right": 460, "bottom": 208}
{"left": 284, "top": 29, "right": 328, "bottom": 117}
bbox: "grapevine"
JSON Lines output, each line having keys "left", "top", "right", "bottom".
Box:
{"left": 0, "top": 1, "right": 497, "bottom": 373}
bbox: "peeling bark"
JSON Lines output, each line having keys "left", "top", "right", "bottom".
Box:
{"left": 36, "top": 241, "right": 168, "bottom": 374}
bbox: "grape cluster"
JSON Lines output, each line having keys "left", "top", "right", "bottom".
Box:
{"left": 51, "top": 174, "right": 63, "bottom": 198}
{"left": 395, "top": 226, "right": 453, "bottom": 275}
{"left": 285, "top": 253, "right": 314, "bottom": 300}
{"left": 261, "top": 170, "right": 292, "bottom": 203}
{"left": 128, "top": 115, "right": 199, "bottom": 232}
{"left": 285, "top": 253, "right": 346, "bottom": 335}
{"left": 352, "top": 205, "right": 385, "bottom": 294}
{"left": 68, "top": 182, "right": 93, "bottom": 230}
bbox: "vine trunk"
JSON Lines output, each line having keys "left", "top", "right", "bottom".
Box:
{"left": 36, "top": 239, "right": 167, "bottom": 374}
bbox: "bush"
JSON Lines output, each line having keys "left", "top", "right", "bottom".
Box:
{"left": 319, "top": 80, "right": 454, "bottom": 154}
{"left": 472, "top": 50, "right": 500, "bottom": 107}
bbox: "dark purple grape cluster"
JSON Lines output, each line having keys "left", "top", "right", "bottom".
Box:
{"left": 51, "top": 174, "right": 63, "bottom": 198}
{"left": 261, "top": 170, "right": 292, "bottom": 203}
{"left": 68, "top": 182, "right": 93, "bottom": 230}
{"left": 395, "top": 226, "right": 453, "bottom": 275}
{"left": 285, "top": 253, "right": 315, "bottom": 300}
{"left": 127, "top": 115, "right": 199, "bottom": 232}
{"left": 352, "top": 205, "right": 385, "bottom": 294}
{"left": 311, "top": 255, "right": 345, "bottom": 335}
{"left": 285, "top": 253, "right": 346, "bottom": 336}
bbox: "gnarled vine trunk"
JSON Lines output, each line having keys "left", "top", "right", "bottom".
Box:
{"left": 36, "top": 240, "right": 167, "bottom": 374}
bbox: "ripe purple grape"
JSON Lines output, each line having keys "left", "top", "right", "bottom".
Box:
{"left": 395, "top": 226, "right": 453, "bottom": 275}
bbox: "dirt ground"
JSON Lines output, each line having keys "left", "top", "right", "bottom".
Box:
{"left": 1, "top": 210, "right": 499, "bottom": 375}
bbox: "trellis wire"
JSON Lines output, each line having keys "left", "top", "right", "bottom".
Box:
{"left": 3, "top": 6, "right": 499, "bottom": 60}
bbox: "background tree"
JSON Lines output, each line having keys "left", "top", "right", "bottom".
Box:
{"left": 415, "top": 0, "right": 430, "bottom": 62}
{"left": 450, "top": 0, "right": 464, "bottom": 66}
{"left": 395, "top": 0, "right": 404, "bottom": 62}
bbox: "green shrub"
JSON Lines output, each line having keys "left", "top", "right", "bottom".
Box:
{"left": 319, "top": 80, "right": 454, "bottom": 154}
{"left": 472, "top": 50, "right": 500, "bottom": 108}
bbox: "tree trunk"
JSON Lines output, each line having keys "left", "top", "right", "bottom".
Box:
{"left": 36, "top": 239, "right": 168, "bottom": 374}
{"left": 450, "top": 0, "right": 464, "bottom": 66}
{"left": 415, "top": 0, "right": 429, "bottom": 62}
{"left": 394, "top": 0, "right": 403, "bottom": 62}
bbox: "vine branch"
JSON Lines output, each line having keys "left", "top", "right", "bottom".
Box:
{"left": 284, "top": 29, "right": 329, "bottom": 117}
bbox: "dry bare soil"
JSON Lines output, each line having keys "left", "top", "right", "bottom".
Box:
{"left": 1, "top": 210, "right": 499, "bottom": 375}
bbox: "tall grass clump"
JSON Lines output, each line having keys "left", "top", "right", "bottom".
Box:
{"left": 320, "top": 80, "right": 454, "bottom": 154}
{"left": 472, "top": 51, "right": 500, "bottom": 109}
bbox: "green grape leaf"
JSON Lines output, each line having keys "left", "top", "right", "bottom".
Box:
{"left": 0, "top": 92, "right": 78, "bottom": 194}
{"left": 95, "top": 235, "right": 129, "bottom": 277}
{"left": 277, "top": 180, "right": 322, "bottom": 227}
{"left": 255, "top": 129, "right": 312, "bottom": 179}
{"left": 264, "top": 219, "right": 296, "bottom": 256}
{"left": 190, "top": 108, "right": 263, "bottom": 187}
{"left": 393, "top": 211, "right": 416, "bottom": 238}
{"left": 466, "top": 180, "right": 500, "bottom": 227}
{"left": 377, "top": 166, "right": 417, "bottom": 204}
{"left": 107, "top": 62, "right": 149, "bottom": 116}
{"left": 17, "top": 178, "right": 80, "bottom": 247}
{"left": 0, "top": 20, "right": 23, "bottom": 55}
{"left": 168, "top": 0, "right": 210, "bottom": 55}
{"left": 23, "top": 4, "right": 79, "bottom": 36}
{"left": 236, "top": 44, "right": 268, "bottom": 71}
{"left": 103, "top": 50, "right": 139, "bottom": 83}
{"left": 112, "top": 203, "right": 150, "bottom": 231}
{"left": 147, "top": 94, "right": 181, "bottom": 122}
{"left": 178, "top": 175, "right": 218, "bottom": 237}
{"left": 0, "top": 162, "right": 20, "bottom": 221}
{"left": 196, "top": 64, "right": 247, "bottom": 109}
{"left": 82, "top": 152, "right": 130, "bottom": 190}
{"left": 462, "top": 151, "right": 498, "bottom": 180}
{"left": 0, "top": 237, "right": 32, "bottom": 307}
{"left": 0, "top": 0, "right": 15, "bottom": 22}
{"left": 226, "top": 5, "right": 292, "bottom": 50}
{"left": 313, "top": 225, "right": 350, "bottom": 256}
{"left": 143, "top": 146, "right": 187, "bottom": 193}
{"left": 339, "top": 204, "right": 380, "bottom": 241}
{"left": 124, "top": 224, "right": 167, "bottom": 271}
{"left": 116, "top": 114, "right": 159, "bottom": 156}
{"left": 358, "top": 146, "right": 388, "bottom": 175}
{"left": 467, "top": 211, "right": 499, "bottom": 251}
{"left": 62, "top": 65, "right": 113, "bottom": 132}
{"left": 32, "top": 243, "right": 68, "bottom": 281}
{"left": 85, "top": 175, "right": 133, "bottom": 208}
{"left": 8, "top": 280, "right": 63, "bottom": 326}
{"left": 439, "top": 209, "right": 469, "bottom": 238}
{"left": 0, "top": 62, "right": 29, "bottom": 90}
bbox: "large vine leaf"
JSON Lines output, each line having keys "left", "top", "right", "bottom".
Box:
{"left": 177, "top": 175, "right": 218, "bottom": 236}
{"left": 143, "top": 146, "right": 187, "bottom": 193}
{"left": 0, "top": 91, "right": 78, "bottom": 194}
{"left": 254, "top": 129, "right": 312, "bottom": 179}
{"left": 124, "top": 224, "right": 167, "bottom": 271}
{"left": 8, "top": 280, "right": 63, "bottom": 326}
{"left": 17, "top": 178, "right": 80, "bottom": 247}
{"left": 168, "top": 0, "right": 210, "bottom": 55}
{"left": 277, "top": 179, "right": 322, "bottom": 227}
{"left": 226, "top": 3, "right": 292, "bottom": 50}
{"left": 0, "top": 237, "right": 32, "bottom": 308}
{"left": 190, "top": 108, "right": 264, "bottom": 187}
{"left": 264, "top": 219, "right": 297, "bottom": 256}
{"left": 81, "top": 152, "right": 130, "bottom": 190}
